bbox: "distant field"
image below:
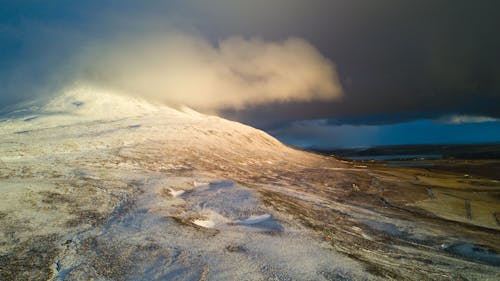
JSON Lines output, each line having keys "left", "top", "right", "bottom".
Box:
{"left": 309, "top": 144, "right": 500, "bottom": 234}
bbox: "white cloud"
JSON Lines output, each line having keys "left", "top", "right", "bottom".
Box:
{"left": 436, "top": 115, "right": 499, "bottom": 124}
{"left": 75, "top": 32, "right": 342, "bottom": 110}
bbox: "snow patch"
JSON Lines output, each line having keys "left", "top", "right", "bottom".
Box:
{"left": 192, "top": 211, "right": 230, "bottom": 228}
{"left": 168, "top": 188, "right": 185, "bottom": 198}
{"left": 193, "top": 219, "right": 215, "bottom": 228}
{"left": 235, "top": 214, "right": 272, "bottom": 225}
{"left": 193, "top": 181, "right": 208, "bottom": 188}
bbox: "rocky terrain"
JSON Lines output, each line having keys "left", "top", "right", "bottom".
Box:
{"left": 1, "top": 86, "right": 499, "bottom": 280}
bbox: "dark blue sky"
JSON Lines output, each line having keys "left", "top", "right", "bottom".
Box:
{"left": 1, "top": 1, "right": 499, "bottom": 148}
{"left": 271, "top": 118, "right": 500, "bottom": 149}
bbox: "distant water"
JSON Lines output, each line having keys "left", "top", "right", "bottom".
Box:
{"left": 347, "top": 154, "right": 442, "bottom": 161}
{"left": 384, "top": 162, "right": 434, "bottom": 167}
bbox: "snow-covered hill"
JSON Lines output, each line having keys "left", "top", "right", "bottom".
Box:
{"left": 0, "top": 86, "right": 285, "bottom": 155}
{"left": 0, "top": 86, "right": 321, "bottom": 175}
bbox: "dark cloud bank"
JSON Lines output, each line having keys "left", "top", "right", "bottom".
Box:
{"left": 1, "top": 1, "right": 499, "bottom": 129}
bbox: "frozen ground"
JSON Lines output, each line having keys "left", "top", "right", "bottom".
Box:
{"left": 54, "top": 177, "right": 368, "bottom": 280}
{"left": 1, "top": 86, "right": 499, "bottom": 280}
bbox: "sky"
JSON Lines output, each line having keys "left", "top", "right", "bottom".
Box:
{"left": 271, "top": 118, "right": 500, "bottom": 149}
{"left": 1, "top": 1, "right": 500, "bottom": 148}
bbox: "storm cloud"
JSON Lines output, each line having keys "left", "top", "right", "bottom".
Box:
{"left": 206, "top": 0, "right": 500, "bottom": 127}
{"left": 1, "top": 1, "right": 499, "bottom": 127}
